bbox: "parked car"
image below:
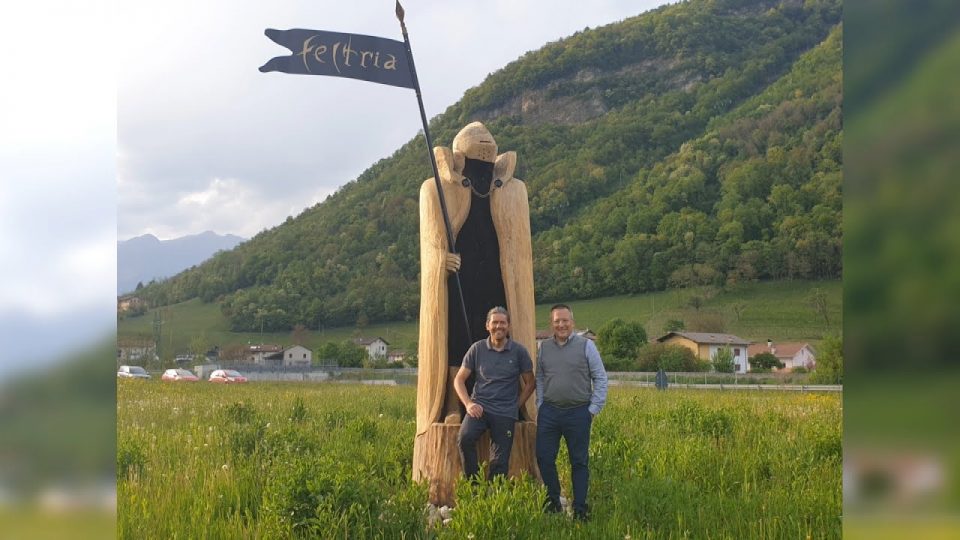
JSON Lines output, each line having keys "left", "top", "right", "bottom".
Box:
{"left": 208, "top": 369, "right": 248, "bottom": 384}
{"left": 117, "top": 365, "right": 151, "bottom": 379}
{"left": 161, "top": 368, "right": 199, "bottom": 382}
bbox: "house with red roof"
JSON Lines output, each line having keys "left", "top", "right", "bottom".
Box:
{"left": 747, "top": 341, "right": 816, "bottom": 372}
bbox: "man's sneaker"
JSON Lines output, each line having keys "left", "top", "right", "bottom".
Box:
{"left": 543, "top": 498, "right": 562, "bottom": 514}
{"left": 573, "top": 503, "right": 590, "bottom": 522}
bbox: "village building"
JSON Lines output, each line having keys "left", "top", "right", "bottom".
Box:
{"left": 352, "top": 337, "right": 389, "bottom": 360}
{"left": 747, "top": 341, "right": 816, "bottom": 371}
{"left": 246, "top": 344, "right": 284, "bottom": 366}
{"left": 117, "top": 295, "right": 145, "bottom": 313}
{"left": 656, "top": 331, "right": 751, "bottom": 374}
{"left": 282, "top": 345, "right": 313, "bottom": 367}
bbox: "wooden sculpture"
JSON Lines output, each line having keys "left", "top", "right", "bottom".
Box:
{"left": 412, "top": 122, "right": 538, "bottom": 506}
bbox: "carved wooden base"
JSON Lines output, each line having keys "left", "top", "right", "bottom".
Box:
{"left": 412, "top": 420, "right": 540, "bottom": 506}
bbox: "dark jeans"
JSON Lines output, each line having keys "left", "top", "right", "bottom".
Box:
{"left": 536, "top": 402, "right": 593, "bottom": 512}
{"left": 458, "top": 412, "right": 515, "bottom": 480}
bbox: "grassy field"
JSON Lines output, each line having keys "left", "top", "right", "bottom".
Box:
{"left": 117, "top": 381, "right": 841, "bottom": 539}
{"left": 118, "top": 280, "right": 841, "bottom": 359}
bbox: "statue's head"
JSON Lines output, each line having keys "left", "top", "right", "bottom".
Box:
{"left": 453, "top": 122, "right": 497, "bottom": 163}
{"left": 434, "top": 121, "right": 515, "bottom": 187}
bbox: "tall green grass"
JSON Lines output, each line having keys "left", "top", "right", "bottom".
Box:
{"left": 118, "top": 280, "right": 841, "bottom": 357}
{"left": 118, "top": 382, "right": 841, "bottom": 538}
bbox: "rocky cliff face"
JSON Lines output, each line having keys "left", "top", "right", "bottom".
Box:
{"left": 474, "top": 58, "right": 701, "bottom": 126}
{"left": 481, "top": 85, "right": 608, "bottom": 125}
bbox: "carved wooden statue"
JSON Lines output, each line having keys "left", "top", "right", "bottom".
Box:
{"left": 412, "top": 122, "right": 538, "bottom": 505}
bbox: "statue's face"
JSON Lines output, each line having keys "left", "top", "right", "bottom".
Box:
{"left": 486, "top": 312, "right": 510, "bottom": 342}
{"left": 462, "top": 158, "right": 495, "bottom": 189}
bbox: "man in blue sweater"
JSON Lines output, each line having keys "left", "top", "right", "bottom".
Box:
{"left": 536, "top": 303, "right": 608, "bottom": 521}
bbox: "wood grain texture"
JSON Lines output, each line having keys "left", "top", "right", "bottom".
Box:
{"left": 413, "top": 420, "right": 540, "bottom": 506}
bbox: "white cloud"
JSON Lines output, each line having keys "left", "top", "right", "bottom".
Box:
{"left": 117, "top": 0, "right": 670, "bottom": 241}
{"left": 125, "top": 176, "right": 333, "bottom": 240}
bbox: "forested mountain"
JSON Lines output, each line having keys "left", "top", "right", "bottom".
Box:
{"left": 135, "top": 0, "right": 842, "bottom": 332}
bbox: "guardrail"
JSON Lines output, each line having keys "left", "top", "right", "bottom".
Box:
{"left": 136, "top": 367, "right": 838, "bottom": 391}
{"left": 607, "top": 380, "right": 841, "bottom": 392}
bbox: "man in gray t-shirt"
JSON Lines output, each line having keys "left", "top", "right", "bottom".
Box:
{"left": 454, "top": 306, "right": 534, "bottom": 480}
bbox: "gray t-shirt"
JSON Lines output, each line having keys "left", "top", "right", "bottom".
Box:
{"left": 462, "top": 338, "right": 533, "bottom": 419}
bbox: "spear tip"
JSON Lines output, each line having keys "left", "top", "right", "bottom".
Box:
{"left": 395, "top": 1, "right": 405, "bottom": 23}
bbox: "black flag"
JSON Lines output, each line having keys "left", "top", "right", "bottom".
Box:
{"left": 259, "top": 28, "right": 415, "bottom": 89}
{"left": 258, "top": 2, "right": 474, "bottom": 344}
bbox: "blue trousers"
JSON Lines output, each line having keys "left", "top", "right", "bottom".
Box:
{"left": 536, "top": 402, "right": 593, "bottom": 512}
{"left": 458, "top": 412, "right": 515, "bottom": 480}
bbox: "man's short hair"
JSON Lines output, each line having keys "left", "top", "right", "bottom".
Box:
{"left": 486, "top": 306, "right": 509, "bottom": 323}
{"left": 550, "top": 303, "right": 573, "bottom": 319}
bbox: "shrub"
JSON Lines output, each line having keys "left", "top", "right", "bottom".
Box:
{"left": 597, "top": 318, "right": 648, "bottom": 363}
{"left": 604, "top": 355, "right": 639, "bottom": 372}
{"left": 711, "top": 347, "right": 736, "bottom": 373}
{"left": 749, "top": 351, "right": 784, "bottom": 371}
{"left": 810, "top": 334, "right": 842, "bottom": 384}
{"left": 636, "top": 343, "right": 703, "bottom": 371}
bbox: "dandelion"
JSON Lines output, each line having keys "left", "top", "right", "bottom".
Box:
{"left": 221, "top": 464, "right": 229, "bottom": 471}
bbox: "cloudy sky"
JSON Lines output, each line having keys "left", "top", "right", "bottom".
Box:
{"left": 119, "top": 0, "right": 670, "bottom": 241}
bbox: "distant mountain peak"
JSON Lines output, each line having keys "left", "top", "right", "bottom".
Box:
{"left": 117, "top": 231, "right": 245, "bottom": 294}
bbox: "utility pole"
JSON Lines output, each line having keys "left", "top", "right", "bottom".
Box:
{"left": 152, "top": 310, "right": 163, "bottom": 367}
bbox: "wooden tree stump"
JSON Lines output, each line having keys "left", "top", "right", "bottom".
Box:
{"left": 413, "top": 420, "right": 540, "bottom": 507}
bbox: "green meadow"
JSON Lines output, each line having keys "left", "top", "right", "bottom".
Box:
{"left": 118, "top": 279, "right": 841, "bottom": 358}
{"left": 118, "top": 381, "right": 841, "bottom": 539}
